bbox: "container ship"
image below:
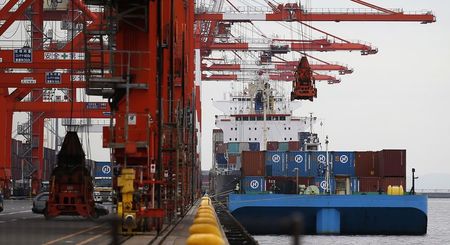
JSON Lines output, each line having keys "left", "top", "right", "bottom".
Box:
{"left": 209, "top": 60, "right": 427, "bottom": 235}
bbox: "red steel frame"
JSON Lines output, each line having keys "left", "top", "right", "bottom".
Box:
{"left": 0, "top": 0, "right": 106, "bottom": 195}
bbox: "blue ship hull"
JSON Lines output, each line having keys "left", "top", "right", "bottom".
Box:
{"left": 228, "top": 194, "right": 427, "bottom": 235}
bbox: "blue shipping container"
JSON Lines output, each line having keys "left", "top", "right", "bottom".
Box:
{"left": 351, "top": 177, "right": 358, "bottom": 193}
{"left": 331, "top": 151, "right": 355, "bottom": 176}
{"left": 243, "top": 176, "right": 265, "bottom": 193}
{"left": 266, "top": 165, "right": 272, "bottom": 176}
{"left": 227, "top": 142, "right": 240, "bottom": 154}
{"left": 249, "top": 142, "right": 260, "bottom": 151}
{"left": 314, "top": 177, "right": 335, "bottom": 194}
{"left": 95, "top": 162, "right": 113, "bottom": 178}
{"left": 286, "top": 151, "right": 308, "bottom": 177}
{"left": 278, "top": 142, "right": 289, "bottom": 152}
{"left": 266, "top": 151, "right": 287, "bottom": 176}
{"left": 216, "top": 153, "right": 228, "bottom": 165}
{"left": 308, "top": 151, "right": 330, "bottom": 177}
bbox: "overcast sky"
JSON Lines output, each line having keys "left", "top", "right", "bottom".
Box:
{"left": 199, "top": 0, "right": 450, "bottom": 188}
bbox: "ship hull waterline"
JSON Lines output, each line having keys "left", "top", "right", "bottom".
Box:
{"left": 228, "top": 194, "right": 427, "bottom": 235}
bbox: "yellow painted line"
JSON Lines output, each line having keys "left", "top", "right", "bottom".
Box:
{"left": 77, "top": 230, "right": 111, "bottom": 245}
{"left": 42, "top": 224, "right": 105, "bottom": 245}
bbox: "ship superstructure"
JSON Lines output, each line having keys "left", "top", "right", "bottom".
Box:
{"left": 214, "top": 76, "right": 313, "bottom": 147}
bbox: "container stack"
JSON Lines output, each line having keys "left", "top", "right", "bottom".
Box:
{"left": 355, "top": 150, "right": 406, "bottom": 192}
{"left": 378, "top": 150, "right": 407, "bottom": 192}
{"left": 212, "top": 129, "right": 226, "bottom": 169}
{"left": 235, "top": 149, "right": 407, "bottom": 195}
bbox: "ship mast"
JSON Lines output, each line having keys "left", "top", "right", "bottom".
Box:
{"left": 262, "top": 77, "right": 268, "bottom": 151}
{"left": 325, "top": 135, "right": 331, "bottom": 194}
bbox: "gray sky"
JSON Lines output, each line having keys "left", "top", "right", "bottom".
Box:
{"left": 200, "top": 0, "right": 450, "bottom": 187}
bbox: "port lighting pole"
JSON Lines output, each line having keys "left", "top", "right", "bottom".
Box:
{"left": 411, "top": 168, "right": 418, "bottom": 195}
{"left": 293, "top": 167, "right": 299, "bottom": 194}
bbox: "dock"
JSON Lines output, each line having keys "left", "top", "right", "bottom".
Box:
{"left": 124, "top": 197, "right": 257, "bottom": 244}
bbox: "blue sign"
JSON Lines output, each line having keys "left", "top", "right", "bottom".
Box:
{"left": 45, "top": 72, "right": 62, "bottom": 84}
{"left": 95, "top": 162, "right": 112, "bottom": 178}
{"left": 13, "top": 49, "right": 32, "bottom": 63}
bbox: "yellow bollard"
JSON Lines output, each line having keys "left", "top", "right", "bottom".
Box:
{"left": 200, "top": 199, "right": 211, "bottom": 206}
{"left": 387, "top": 185, "right": 392, "bottom": 195}
{"left": 189, "top": 223, "right": 222, "bottom": 237}
{"left": 198, "top": 206, "right": 214, "bottom": 212}
{"left": 195, "top": 212, "right": 216, "bottom": 220}
{"left": 193, "top": 217, "right": 218, "bottom": 226}
{"left": 196, "top": 208, "right": 215, "bottom": 214}
{"left": 186, "top": 234, "right": 224, "bottom": 245}
{"left": 197, "top": 209, "right": 216, "bottom": 214}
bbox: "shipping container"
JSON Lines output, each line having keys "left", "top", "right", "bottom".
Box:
{"left": 314, "top": 177, "right": 336, "bottom": 194}
{"left": 249, "top": 142, "right": 260, "bottom": 151}
{"left": 266, "top": 176, "right": 313, "bottom": 194}
{"left": 228, "top": 155, "right": 237, "bottom": 164}
{"left": 266, "top": 141, "right": 279, "bottom": 151}
{"left": 227, "top": 142, "right": 240, "bottom": 154}
{"left": 288, "top": 141, "right": 300, "bottom": 151}
{"left": 215, "top": 142, "right": 227, "bottom": 154}
{"left": 278, "top": 142, "right": 289, "bottom": 152}
{"left": 378, "top": 150, "right": 406, "bottom": 177}
{"left": 94, "top": 162, "right": 113, "bottom": 179}
{"left": 265, "top": 151, "right": 287, "bottom": 176}
{"left": 358, "top": 177, "right": 381, "bottom": 192}
{"left": 241, "top": 151, "right": 265, "bottom": 176}
{"left": 265, "top": 165, "right": 272, "bottom": 176}
{"left": 286, "top": 151, "right": 308, "bottom": 177}
{"left": 215, "top": 153, "right": 227, "bottom": 165}
{"left": 308, "top": 151, "right": 330, "bottom": 177}
{"left": 239, "top": 142, "right": 250, "bottom": 152}
{"left": 331, "top": 151, "right": 355, "bottom": 176}
{"left": 381, "top": 177, "right": 406, "bottom": 192}
{"left": 243, "top": 176, "right": 265, "bottom": 193}
{"left": 355, "top": 151, "right": 379, "bottom": 177}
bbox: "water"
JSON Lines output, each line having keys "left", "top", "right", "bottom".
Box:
{"left": 254, "top": 198, "right": 450, "bottom": 245}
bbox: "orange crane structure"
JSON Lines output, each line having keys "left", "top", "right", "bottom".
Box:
{"left": 0, "top": 0, "right": 435, "bottom": 234}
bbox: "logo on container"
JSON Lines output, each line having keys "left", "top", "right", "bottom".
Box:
{"left": 272, "top": 154, "right": 281, "bottom": 163}
{"left": 339, "top": 155, "right": 348, "bottom": 163}
{"left": 320, "top": 180, "right": 328, "bottom": 190}
{"left": 317, "top": 155, "right": 326, "bottom": 163}
{"left": 294, "top": 154, "right": 303, "bottom": 163}
{"left": 101, "top": 165, "right": 111, "bottom": 174}
{"left": 250, "top": 180, "right": 260, "bottom": 189}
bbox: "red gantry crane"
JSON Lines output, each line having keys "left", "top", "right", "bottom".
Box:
{"left": 0, "top": 0, "right": 435, "bottom": 236}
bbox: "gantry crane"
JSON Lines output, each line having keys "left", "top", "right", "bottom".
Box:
{"left": 195, "top": 0, "right": 435, "bottom": 102}
{"left": 0, "top": 0, "right": 436, "bottom": 236}
{"left": 0, "top": 0, "right": 110, "bottom": 195}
